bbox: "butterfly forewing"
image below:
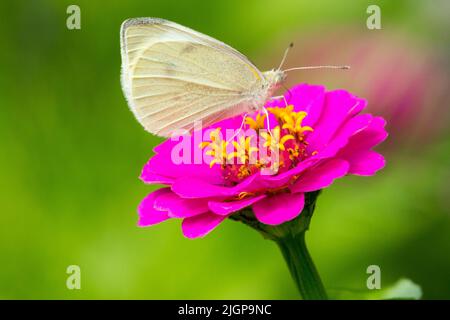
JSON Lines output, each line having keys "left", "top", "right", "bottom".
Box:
{"left": 120, "top": 18, "right": 264, "bottom": 136}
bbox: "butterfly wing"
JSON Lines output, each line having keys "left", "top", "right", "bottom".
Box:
{"left": 120, "top": 17, "right": 264, "bottom": 137}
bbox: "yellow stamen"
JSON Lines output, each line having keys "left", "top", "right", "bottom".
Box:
{"left": 267, "top": 105, "right": 294, "bottom": 120}
{"left": 228, "top": 136, "right": 258, "bottom": 164}
{"left": 261, "top": 126, "right": 294, "bottom": 152}
{"left": 236, "top": 191, "right": 255, "bottom": 200}
{"left": 199, "top": 141, "right": 210, "bottom": 149}
{"left": 245, "top": 113, "right": 266, "bottom": 130}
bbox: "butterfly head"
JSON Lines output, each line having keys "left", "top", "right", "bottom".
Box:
{"left": 263, "top": 69, "right": 286, "bottom": 86}
{"left": 262, "top": 69, "right": 286, "bottom": 94}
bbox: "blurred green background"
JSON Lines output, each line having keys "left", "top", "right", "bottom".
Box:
{"left": 0, "top": 0, "right": 449, "bottom": 299}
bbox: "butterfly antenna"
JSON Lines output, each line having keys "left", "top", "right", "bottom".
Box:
{"left": 284, "top": 65, "right": 350, "bottom": 72}
{"left": 277, "top": 42, "right": 294, "bottom": 70}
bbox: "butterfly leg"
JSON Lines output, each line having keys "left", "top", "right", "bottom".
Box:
{"left": 261, "top": 106, "right": 273, "bottom": 139}
{"left": 270, "top": 95, "right": 289, "bottom": 107}
{"left": 226, "top": 113, "right": 248, "bottom": 143}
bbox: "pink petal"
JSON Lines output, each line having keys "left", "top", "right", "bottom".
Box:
{"left": 264, "top": 84, "right": 325, "bottom": 128}
{"left": 147, "top": 146, "right": 223, "bottom": 184}
{"left": 290, "top": 159, "right": 349, "bottom": 193}
{"left": 336, "top": 116, "right": 388, "bottom": 176}
{"left": 181, "top": 212, "right": 227, "bottom": 238}
{"left": 252, "top": 192, "right": 305, "bottom": 225}
{"left": 171, "top": 174, "right": 259, "bottom": 199}
{"left": 138, "top": 188, "right": 172, "bottom": 226}
{"left": 139, "top": 166, "right": 174, "bottom": 185}
{"left": 343, "top": 150, "right": 386, "bottom": 176}
{"left": 316, "top": 114, "right": 372, "bottom": 158}
{"left": 171, "top": 177, "right": 234, "bottom": 198}
{"left": 147, "top": 114, "right": 245, "bottom": 184}
{"left": 308, "top": 90, "right": 366, "bottom": 150}
{"left": 154, "top": 191, "right": 210, "bottom": 218}
{"left": 339, "top": 116, "right": 388, "bottom": 153}
{"left": 258, "top": 158, "right": 319, "bottom": 188}
{"left": 208, "top": 194, "right": 266, "bottom": 215}
{"left": 287, "top": 84, "right": 326, "bottom": 127}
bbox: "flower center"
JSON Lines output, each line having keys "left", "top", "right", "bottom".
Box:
{"left": 200, "top": 105, "right": 315, "bottom": 184}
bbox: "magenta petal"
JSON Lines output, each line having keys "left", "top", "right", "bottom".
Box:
{"left": 147, "top": 133, "right": 224, "bottom": 185}
{"left": 154, "top": 191, "right": 209, "bottom": 218}
{"left": 287, "top": 84, "right": 326, "bottom": 127}
{"left": 208, "top": 194, "right": 266, "bottom": 215}
{"left": 338, "top": 116, "right": 388, "bottom": 153}
{"left": 171, "top": 174, "right": 259, "bottom": 199}
{"left": 260, "top": 158, "right": 318, "bottom": 187}
{"left": 308, "top": 90, "right": 366, "bottom": 150}
{"left": 181, "top": 212, "right": 227, "bottom": 238}
{"left": 317, "top": 114, "right": 372, "bottom": 158}
{"left": 140, "top": 164, "right": 174, "bottom": 185}
{"left": 252, "top": 192, "right": 305, "bottom": 225}
{"left": 344, "top": 150, "right": 386, "bottom": 176}
{"left": 171, "top": 177, "right": 233, "bottom": 198}
{"left": 265, "top": 84, "right": 326, "bottom": 128}
{"left": 290, "top": 159, "right": 349, "bottom": 193}
{"left": 147, "top": 149, "right": 223, "bottom": 184}
{"left": 138, "top": 188, "right": 171, "bottom": 227}
{"left": 148, "top": 115, "right": 245, "bottom": 185}
{"left": 336, "top": 116, "right": 387, "bottom": 176}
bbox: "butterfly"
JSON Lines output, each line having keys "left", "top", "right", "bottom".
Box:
{"left": 120, "top": 17, "right": 348, "bottom": 137}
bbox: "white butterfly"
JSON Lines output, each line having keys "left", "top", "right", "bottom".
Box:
{"left": 120, "top": 17, "right": 347, "bottom": 137}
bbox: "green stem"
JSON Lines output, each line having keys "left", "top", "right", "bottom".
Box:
{"left": 275, "top": 231, "right": 328, "bottom": 300}
{"left": 230, "top": 190, "right": 327, "bottom": 300}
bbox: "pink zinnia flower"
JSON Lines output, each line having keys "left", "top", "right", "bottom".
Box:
{"left": 138, "top": 84, "right": 387, "bottom": 238}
